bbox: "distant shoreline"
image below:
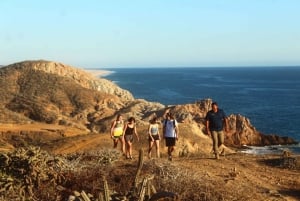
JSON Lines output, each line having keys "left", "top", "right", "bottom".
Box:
{"left": 84, "top": 69, "right": 114, "bottom": 77}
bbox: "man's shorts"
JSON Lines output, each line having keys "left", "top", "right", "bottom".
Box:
{"left": 165, "top": 137, "right": 176, "bottom": 146}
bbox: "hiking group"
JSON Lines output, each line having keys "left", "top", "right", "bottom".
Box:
{"left": 110, "top": 102, "right": 228, "bottom": 161}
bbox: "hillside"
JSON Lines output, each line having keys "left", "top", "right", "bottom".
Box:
{"left": 0, "top": 60, "right": 299, "bottom": 200}
{"left": 0, "top": 60, "right": 164, "bottom": 137}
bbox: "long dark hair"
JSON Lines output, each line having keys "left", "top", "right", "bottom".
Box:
{"left": 168, "top": 112, "right": 175, "bottom": 120}
{"left": 116, "top": 114, "right": 122, "bottom": 121}
{"left": 150, "top": 117, "right": 158, "bottom": 124}
{"left": 128, "top": 117, "right": 135, "bottom": 123}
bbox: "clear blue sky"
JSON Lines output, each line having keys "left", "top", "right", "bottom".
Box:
{"left": 1, "top": 0, "right": 300, "bottom": 68}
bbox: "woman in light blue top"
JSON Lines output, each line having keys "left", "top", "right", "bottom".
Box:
{"left": 148, "top": 116, "right": 161, "bottom": 159}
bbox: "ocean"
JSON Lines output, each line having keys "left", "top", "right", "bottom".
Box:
{"left": 102, "top": 67, "right": 300, "bottom": 154}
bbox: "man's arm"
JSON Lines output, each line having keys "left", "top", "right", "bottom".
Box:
{"left": 206, "top": 120, "right": 211, "bottom": 136}
{"left": 162, "top": 120, "right": 166, "bottom": 138}
{"left": 223, "top": 117, "right": 229, "bottom": 132}
{"left": 175, "top": 121, "right": 179, "bottom": 139}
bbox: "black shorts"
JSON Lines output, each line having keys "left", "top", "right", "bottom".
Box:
{"left": 149, "top": 134, "right": 159, "bottom": 141}
{"left": 165, "top": 137, "right": 176, "bottom": 147}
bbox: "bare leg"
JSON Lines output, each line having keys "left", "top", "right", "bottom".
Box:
{"left": 125, "top": 140, "right": 129, "bottom": 158}
{"left": 155, "top": 140, "right": 160, "bottom": 158}
{"left": 168, "top": 146, "right": 174, "bottom": 160}
{"left": 120, "top": 137, "right": 125, "bottom": 155}
{"left": 127, "top": 141, "right": 133, "bottom": 158}
{"left": 113, "top": 138, "right": 118, "bottom": 149}
{"left": 148, "top": 140, "right": 154, "bottom": 158}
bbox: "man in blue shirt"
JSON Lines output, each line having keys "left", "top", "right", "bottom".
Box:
{"left": 205, "top": 102, "right": 228, "bottom": 159}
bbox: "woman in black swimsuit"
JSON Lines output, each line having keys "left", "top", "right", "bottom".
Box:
{"left": 123, "top": 117, "right": 139, "bottom": 159}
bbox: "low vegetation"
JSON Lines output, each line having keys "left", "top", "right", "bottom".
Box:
{"left": 0, "top": 142, "right": 299, "bottom": 201}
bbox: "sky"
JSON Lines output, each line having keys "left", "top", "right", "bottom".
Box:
{"left": 1, "top": 0, "right": 300, "bottom": 68}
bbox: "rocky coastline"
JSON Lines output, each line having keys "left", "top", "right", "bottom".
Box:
{"left": 0, "top": 60, "right": 299, "bottom": 201}
{"left": 0, "top": 60, "right": 298, "bottom": 151}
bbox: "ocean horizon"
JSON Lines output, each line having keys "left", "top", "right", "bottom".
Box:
{"left": 101, "top": 67, "right": 300, "bottom": 154}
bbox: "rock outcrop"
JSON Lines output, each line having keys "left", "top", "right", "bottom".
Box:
{"left": 226, "top": 114, "right": 296, "bottom": 146}
{"left": 162, "top": 99, "right": 297, "bottom": 147}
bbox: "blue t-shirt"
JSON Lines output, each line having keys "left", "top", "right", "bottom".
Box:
{"left": 205, "top": 109, "right": 226, "bottom": 131}
{"left": 163, "top": 119, "right": 178, "bottom": 138}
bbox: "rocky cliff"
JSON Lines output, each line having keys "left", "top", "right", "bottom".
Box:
{"left": 0, "top": 60, "right": 297, "bottom": 148}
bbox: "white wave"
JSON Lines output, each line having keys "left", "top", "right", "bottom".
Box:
{"left": 240, "top": 143, "right": 300, "bottom": 155}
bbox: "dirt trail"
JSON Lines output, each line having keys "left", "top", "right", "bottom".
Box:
{"left": 172, "top": 153, "right": 300, "bottom": 201}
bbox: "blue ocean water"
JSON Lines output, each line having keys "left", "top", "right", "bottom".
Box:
{"left": 103, "top": 67, "right": 300, "bottom": 153}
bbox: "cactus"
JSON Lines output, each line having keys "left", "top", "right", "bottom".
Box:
{"left": 133, "top": 149, "right": 144, "bottom": 191}
{"left": 137, "top": 177, "right": 148, "bottom": 201}
{"left": 0, "top": 146, "right": 68, "bottom": 200}
{"left": 103, "top": 177, "right": 110, "bottom": 201}
{"left": 98, "top": 192, "right": 104, "bottom": 201}
{"left": 81, "top": 190, "right": 91, "bottom": 201}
